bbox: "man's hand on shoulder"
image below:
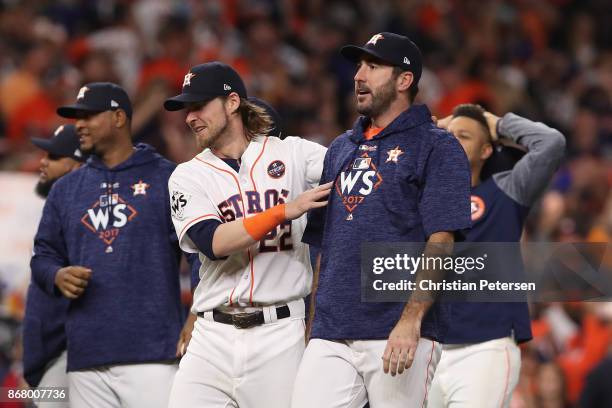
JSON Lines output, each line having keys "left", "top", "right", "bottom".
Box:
{"left": 285, "top": 182, "right": 333, "bottom": 220}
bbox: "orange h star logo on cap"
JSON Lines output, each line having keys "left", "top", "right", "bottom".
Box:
{"left": 183, "top": 72, "right": 195, "bottom": 87}
{"left": 367, "top": 34, "right": 384, "bottom": 45}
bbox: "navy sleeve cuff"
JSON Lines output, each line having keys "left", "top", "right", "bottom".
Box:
{"left": 30, "top": 258, "right": 62, "bottom": 297}
{"left": 186, "top": 219, "right": 226, "bottom": 261}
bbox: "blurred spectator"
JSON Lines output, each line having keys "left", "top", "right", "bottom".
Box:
{"left": 132, "top": 13, "right": 195, "bottom": 158}
{"left": 0, "top": 317, "right": 25, "bottom": 408}
{"left": 0, "top": 41, "right": 54, "bottom": 120}
{"left": 137, "top": 13, "right": 193, "bottom": 94}
{"left": 529, "top": 303, "right": 612, "bottom": 405}
{"left": 536, "top": 362, "right": 569, "bottom": 408}
{"left": 578, "top": 302, "right": 612, "bottom": 408}
{"left": 580, "top": 351, "right": 612, "bottom": 408}
{"left": 6, "top": 68, "right": 70, "bottom": 149}
{"left": 77, "top": 49, "right": 120, "bottom": 85}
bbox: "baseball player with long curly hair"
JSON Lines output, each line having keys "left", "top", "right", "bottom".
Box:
{"left": 164, "top": 61, "right": 330, "bottom": 408}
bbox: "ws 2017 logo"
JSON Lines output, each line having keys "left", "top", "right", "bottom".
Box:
{"left": 81, "top": 194, "right": 138, "bottom": 252}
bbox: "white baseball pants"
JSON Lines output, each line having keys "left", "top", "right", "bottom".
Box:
{"left": 291, "top": 337, "right": 441, "bottom": 408}
{"left": 68, "top": 362, "right": 177, "bottom": 408}
{"left": 168, "top": 301, "right": 306, "bottom": 408}
{"left": 36, "top": 350, "right": 69, "bottom": 408}
{"left": 427, "top": 336, "right": 521, "bottom": 408}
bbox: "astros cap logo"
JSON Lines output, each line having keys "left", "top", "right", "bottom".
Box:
{"left": 54, "top": 125, "right": 65, "bottom": 137}
{"left": 183, "top": 72, "right": 195, "bottom": 87}
{"left": 77, "top": 86, "right": 89, "bottom": 100}
{"left": 366, "top": 33, "right": 384, "bottom": 45}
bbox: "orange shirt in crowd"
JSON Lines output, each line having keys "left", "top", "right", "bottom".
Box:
{"left": 0, "top": 71, "right": 40, "bottom": 119}
{"left": 138, "top": 58, "right": 189, "bottom": 92}
{"left": 558, "top": 313, "right": 612, "bottom": 403}
{"left": 436, "top": 80, "right": 494, "bottom": 117}
{"left": 7, "top": 91, "right": 59, "bottom": 145}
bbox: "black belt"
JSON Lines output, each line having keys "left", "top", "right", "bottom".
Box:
{"left": 197, "top": 305, "right": 291, "bottom": 329}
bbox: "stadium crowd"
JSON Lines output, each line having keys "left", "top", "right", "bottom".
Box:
{"left": 0, "top": 0, "right": 610, "bottom": 407}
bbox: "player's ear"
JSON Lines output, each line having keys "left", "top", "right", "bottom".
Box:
{"left": 481, "top": 142, "right": 493, "bottom": 161}
{"left": 113, "top": 109, "right": 128, "bottom": 128}
{"left": 396, "top": 71, "right": 413, "bottom": 93}
{"left": 225, "top": 93, "right": 241, "bottom": 116}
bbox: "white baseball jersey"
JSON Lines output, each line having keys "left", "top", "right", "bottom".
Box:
{"left": 169, "top": 135, "right": 326, "bottom": 312}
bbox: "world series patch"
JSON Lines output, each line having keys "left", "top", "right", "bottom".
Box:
{"left": 171, "top": 190, "right": 190, "bottom": 220}
{"left": 80, "top": 193, "right": 138, "bottom": 253}
{"left": 267, "top": 160, "right": 286, "bottom": 178}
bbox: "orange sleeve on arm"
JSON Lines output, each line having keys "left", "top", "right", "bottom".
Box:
{"left": 243, "top": 204, "right": 287, "bottom": 241}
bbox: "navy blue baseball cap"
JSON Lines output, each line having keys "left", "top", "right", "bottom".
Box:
{"left": 164, "top": 62, "right": 248, "bottom": 111}
{"left": 31, "top": 124, "right": 86, "bottom": 162}
{"left": 57, "top": 82, "right": 133, "bottom": 119}
{"left": 248, "top": 96, "right": 283, "bottom": 138}
{"left": 341, "top": 32, "right": 423, "bottom": 84}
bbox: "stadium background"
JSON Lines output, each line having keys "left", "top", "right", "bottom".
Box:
{"left": 0, "top": 0, "right": 610, "bottom": 406}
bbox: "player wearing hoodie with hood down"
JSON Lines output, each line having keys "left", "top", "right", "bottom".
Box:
{"left": 31, "top": 83, "right": 183, "bottom": 408}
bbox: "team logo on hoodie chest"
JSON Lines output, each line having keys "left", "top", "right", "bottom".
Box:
{"left": 471, "top": 195, "right": 486, "bottom": 221}
{"left": 335, "top": 152, "right": 383, "bottom": 220}
{"left": 80, "top": 182, "right": 141, "bottom": 253}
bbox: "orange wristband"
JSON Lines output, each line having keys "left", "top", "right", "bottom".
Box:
{"left": 243, "top": 204, "right": 287, "bottom": 241}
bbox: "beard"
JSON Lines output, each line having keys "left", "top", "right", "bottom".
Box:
{"left": 356, "top": 78, "right": 398, "bottom": 118}
{"left": 196, "top": 112, "right": 229, "bottom": 150}
{"left": 35, "top": 179, "right": 55, "bottom": 198}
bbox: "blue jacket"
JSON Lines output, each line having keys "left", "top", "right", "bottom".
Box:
{"left": 304, "top": 105, "right": 472, "bottom": 341}
{"left": 30, "top": 144, "right": 184, "bottom": 371}
{"left": 22, "top": 282, "right": 68, "bottom": 387}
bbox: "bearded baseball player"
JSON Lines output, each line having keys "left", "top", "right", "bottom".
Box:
{"left": 32, "top": 124, "right": 86, "bottom": 198}
{"left": 428, "top": 104, "right": 565, "bottom": 408}
{"left": 164, "top": 61, "right": 329, "bottom": 408}
{"left": 292, "top": 33, "right": 471, "bottom": 407}
{"left": 23, "top": 124, "right": 86, "bottom": 408}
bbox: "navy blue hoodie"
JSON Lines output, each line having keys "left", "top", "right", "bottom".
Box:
{"left": 22, "top": 282, "right": 68, "bottom": 386}
{"left": 30, "top": 143, "right": 183, "bottom": 371}
{"left": 304, "top": 105, "right": 472, "bottom": 341}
